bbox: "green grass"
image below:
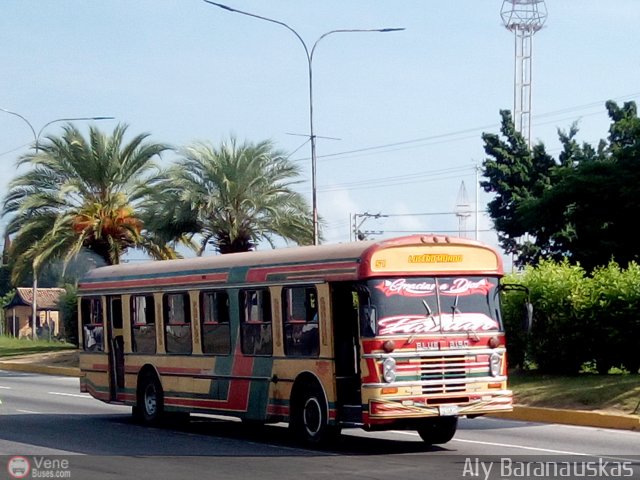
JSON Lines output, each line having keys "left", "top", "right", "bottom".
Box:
{"left": 0, "top": 336, "right": 76, "bottom": 358}
{"left": 509, "top": 370, "right": 640, "bottom": 415}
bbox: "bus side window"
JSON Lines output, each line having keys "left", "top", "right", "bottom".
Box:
{"left": 163, "top": 293, "right": 192, "bottom": 354}
{"left": 131, "top": 295, "right": 156, "bottom": 354}
{"left": 80, "top": 297, "right": 104, "bottom": 352}
{"left": 282, "top": 286, "right": 319, "bottom": 357}
{"left": 240, "top": 289, "right": 272, "bottom": 356}
{"left": 200, "top": 290, "right": 231, "bottom": 355}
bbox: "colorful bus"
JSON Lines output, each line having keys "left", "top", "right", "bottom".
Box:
{"left": 77, "top": 234, "right": 521, "bottom": 444}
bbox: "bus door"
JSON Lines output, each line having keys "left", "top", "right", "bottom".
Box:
{"left": 331, "top": 283, "right": 362, "bottom": 423}
{"left": 106, "top": 296, "right": 125, "bottom": 402}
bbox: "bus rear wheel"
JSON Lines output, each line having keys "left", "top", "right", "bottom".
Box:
{"left": 136, "top": 371, "right": 164, "bottom": 425}
{"left": 416, "top": 416, "right": 458, "bottom": 445}
{"left": 290, "top": 383, "right": 339, "bottom": 444}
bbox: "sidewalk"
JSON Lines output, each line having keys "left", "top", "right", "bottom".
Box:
{"left": 1, "top": 351, "right": 638, "bottom": 432}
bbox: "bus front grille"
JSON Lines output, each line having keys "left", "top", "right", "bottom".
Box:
{"left": 419, "top": 355, "right": 488, "bottom": 394}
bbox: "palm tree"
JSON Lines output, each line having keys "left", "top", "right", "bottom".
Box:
{"left": 144, "top": 136, "right": 314, "bottom": 255}
{"left": 2, "top": 123, "right": 177, "bottom": 283}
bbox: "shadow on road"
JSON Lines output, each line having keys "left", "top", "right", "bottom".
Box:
{"left": 0, "top": 413, "right": 455, "bottom": 456}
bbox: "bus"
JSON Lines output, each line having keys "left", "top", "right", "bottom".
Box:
{"left": 77, "top": 234, "right": 523, "bottom": 445}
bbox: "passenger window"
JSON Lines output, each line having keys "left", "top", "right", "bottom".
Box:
{"left": 200, "top": 290, "right": 231, "bottom": 355}
{"left": 282, "top": 286, "right": 319, "bottom": 357}
{"left": 80, "top": 297, "right": 104, "bottom": 352}
{"left": 131, "top": 295, "right": 156, "bottom": 354}
{"left": 240, "top": 289, "right": 272, "bottom": 356}
{"left": 163, "top": 293, "right": 192, "bottom": 354}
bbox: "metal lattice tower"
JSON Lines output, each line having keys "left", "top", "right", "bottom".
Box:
{"left": 501, "top": 0, "right": 547, "bottom": 147}
{"left": 455, "top": 181, "right": 472, "bottom": 238}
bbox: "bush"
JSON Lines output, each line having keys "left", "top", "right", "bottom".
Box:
{"left": 502, "top": 260, "right": 640, "bottom": 374}
{"left": 57, "top": 284, "right": 78, "bottom": 347}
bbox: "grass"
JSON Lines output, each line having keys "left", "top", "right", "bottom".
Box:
{"left": 0, "top": 336, "right": 76, "bottom": 358}
{"left": 509, "top": 370, "right": 640, "bottom": 415}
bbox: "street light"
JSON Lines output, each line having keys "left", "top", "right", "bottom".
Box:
{"left": 0, "top": 109, "right": 114, "bottom": 339}
{"left": 203, "top": 1, "right": 404, "bottom": 245}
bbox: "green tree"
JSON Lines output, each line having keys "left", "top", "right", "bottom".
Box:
{"left": 2, "top": 123, "right": 178, "bottom": 284}
{"left": 480, "top": 110, "right": 555, "bottom": 267}
{"left": 482, "top": 102, "right": 640, "bottom": 271}
{"left": 144, "top": 137, "right": 314, "bottom": 255}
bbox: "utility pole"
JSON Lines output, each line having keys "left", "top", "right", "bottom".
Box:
{"left": 352, "top": 212, "right": 387, "bottom": 241}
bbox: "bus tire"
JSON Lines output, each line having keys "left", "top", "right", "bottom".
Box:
{"left": 137, "top": 371, "right": 164, "bottom": 425}
{"left": 290, "top": 382, "right": 338, "bottom": 445}
{"left": 416, "top": 416, "right": 458, "bottom": 445}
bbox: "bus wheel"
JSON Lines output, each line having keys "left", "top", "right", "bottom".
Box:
{"left": 137, "top": 371, "right": 164, "bottom": 425}
{"left": 290, "top": 384, "right": 338, "bottom": 444}
{"left": 416, "top": 417, "right": 458, "bottom": 445}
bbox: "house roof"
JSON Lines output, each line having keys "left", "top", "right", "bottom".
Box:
{"left": 4, "top": 288, "right": 65, "bottom": 310}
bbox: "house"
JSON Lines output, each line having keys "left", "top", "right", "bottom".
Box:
{"left": 3, "top": 288, "right": 65, "bottom": 339}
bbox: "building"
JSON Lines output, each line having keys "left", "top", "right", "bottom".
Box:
{"left": 3, "top": 288, "right": 65, "bottom": 339}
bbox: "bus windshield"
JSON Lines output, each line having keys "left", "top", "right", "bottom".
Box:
{"left": 362, "top": 276, "right": 502, "bottom": 337}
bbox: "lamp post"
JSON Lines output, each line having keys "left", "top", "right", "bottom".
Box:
{"left": 203, "top": 1, "right": 404, "bottom": 245}
{"left": 0, "top": 109, "right": 113, "bottom": 339}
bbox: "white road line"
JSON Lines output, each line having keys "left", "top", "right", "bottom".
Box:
{"left": 47, "top": 391, "right": 92, "bottom": 399}
{"left": 451, "top": 437, "right": 592, "bottom": 456}
{"left": 16, "top": 409, "right": 41, "bottom": 414}
{"left": 0, "top": 386, "right": 12, "bottom": 389}
{"left": 395, "top": 432, "right": 639, "bottom": 463}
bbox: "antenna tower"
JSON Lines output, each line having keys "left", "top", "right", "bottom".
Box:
{"left": 501, "top": 0, "right": 547, "bottom": 147}
{"left": 455, "top": 181, "right": 472, "bottom": 238}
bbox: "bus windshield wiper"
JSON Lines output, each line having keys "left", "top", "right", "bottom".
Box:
{"left": 450, "top": 296, "right": 479, "bottom": 341}
{"left": 406, "top": 300, "right": 436, "bottom": 346}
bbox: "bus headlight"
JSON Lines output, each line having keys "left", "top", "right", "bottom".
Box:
{"left": 382, "top": 357, "right": 396, "bottom": 383}
{"left": 490, "top": 353, "right": 502, "bottom": 377}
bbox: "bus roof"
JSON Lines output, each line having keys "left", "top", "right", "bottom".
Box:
{"left": 77, "top": 235, "right": 504, "bottom": 294}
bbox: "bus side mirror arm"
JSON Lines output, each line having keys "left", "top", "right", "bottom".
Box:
{"left": 499, "top": 283, "right": 534, "bottom": 333}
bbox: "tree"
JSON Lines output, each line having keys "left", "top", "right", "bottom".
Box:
{"left": 2, "top": 123, "right": 177, "bottom": 284}
{"left": 480, "top": 110, "right": 555, "bottom": 266}
{"left": 144, "top": 137, "right": 314, "bottom": 255}
{"left": 482, "top": 102, "right": 640, "bottom": 271}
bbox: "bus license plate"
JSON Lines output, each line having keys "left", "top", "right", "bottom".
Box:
{"left": 439, "top": 405, "right": 459, "bottom": 416}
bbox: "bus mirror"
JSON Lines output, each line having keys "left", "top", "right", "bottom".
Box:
{"left": 362, "top": 305, "right": 377, "bottom": 337}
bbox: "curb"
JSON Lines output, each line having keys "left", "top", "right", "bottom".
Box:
{"left": 490, "top": 406, "right": 640, "bottom": 431}
{"left": 0, "top": 361, "right": 81, "bottom": 378}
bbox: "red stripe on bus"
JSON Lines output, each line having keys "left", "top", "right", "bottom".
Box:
{"left": 83, "top": 272, "right": 228, "bottom": 290}
{"left": 246, "top": 261, "right": 358, "bottom": 282}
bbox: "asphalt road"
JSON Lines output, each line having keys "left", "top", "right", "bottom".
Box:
{"left": 0, "top": 370, "right": 638, "bottom": 480}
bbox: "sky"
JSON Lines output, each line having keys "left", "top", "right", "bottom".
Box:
{"left": 1, "top": 0, "right": 639, "bottom": 264}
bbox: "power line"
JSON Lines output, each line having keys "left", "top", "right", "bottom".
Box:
{"left": 291, "top": 91, "right": 640, "bottom": 164}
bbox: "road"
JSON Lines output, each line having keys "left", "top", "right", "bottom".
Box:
{"left": 0, "top": 369, "right": 638, "bottom": 480}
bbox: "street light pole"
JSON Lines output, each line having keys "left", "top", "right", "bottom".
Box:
{"left": 0, "top": 109, "right": 114, "bottom": 339}
{"left": 203, "top": 1, "right": 404, "bottom": 245}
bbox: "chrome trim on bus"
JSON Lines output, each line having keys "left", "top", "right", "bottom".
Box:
{"left": 363, "top": 347, "right": 506, "bottom": 359}
{"left": 362, "top": 374, "right": 507, "bottom": 389}
{"left": 159, "top": 371, "right": 273, "bottom": 382}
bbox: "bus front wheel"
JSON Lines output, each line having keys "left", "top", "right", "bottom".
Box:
{"left": 416, "top": 416, "right": 458, "bottom": 445}
{"left": 136, "top": 371, "right": 164, "bottom": 425}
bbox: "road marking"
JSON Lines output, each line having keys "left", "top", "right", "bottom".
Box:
{"left": 451, "top": 437, "right": 592, "bottom": 456}
{"left": 395, "top": 431, "right": 639, "bottom": 463}
{"left": 0, "top": 386, "right": 12, "bottom": 389}
{"left": 47, "top": 391, "right": 92, "bottom": 399}
{"left": 16, "top": 409, "right": 41, "bottom": 414}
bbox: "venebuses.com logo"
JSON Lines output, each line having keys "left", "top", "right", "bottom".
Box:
{"left": 5, "top": 456, "right": 71, "bottom": 479}
{"left": 6, "top": 456, "right": 30, "bottom": 479}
